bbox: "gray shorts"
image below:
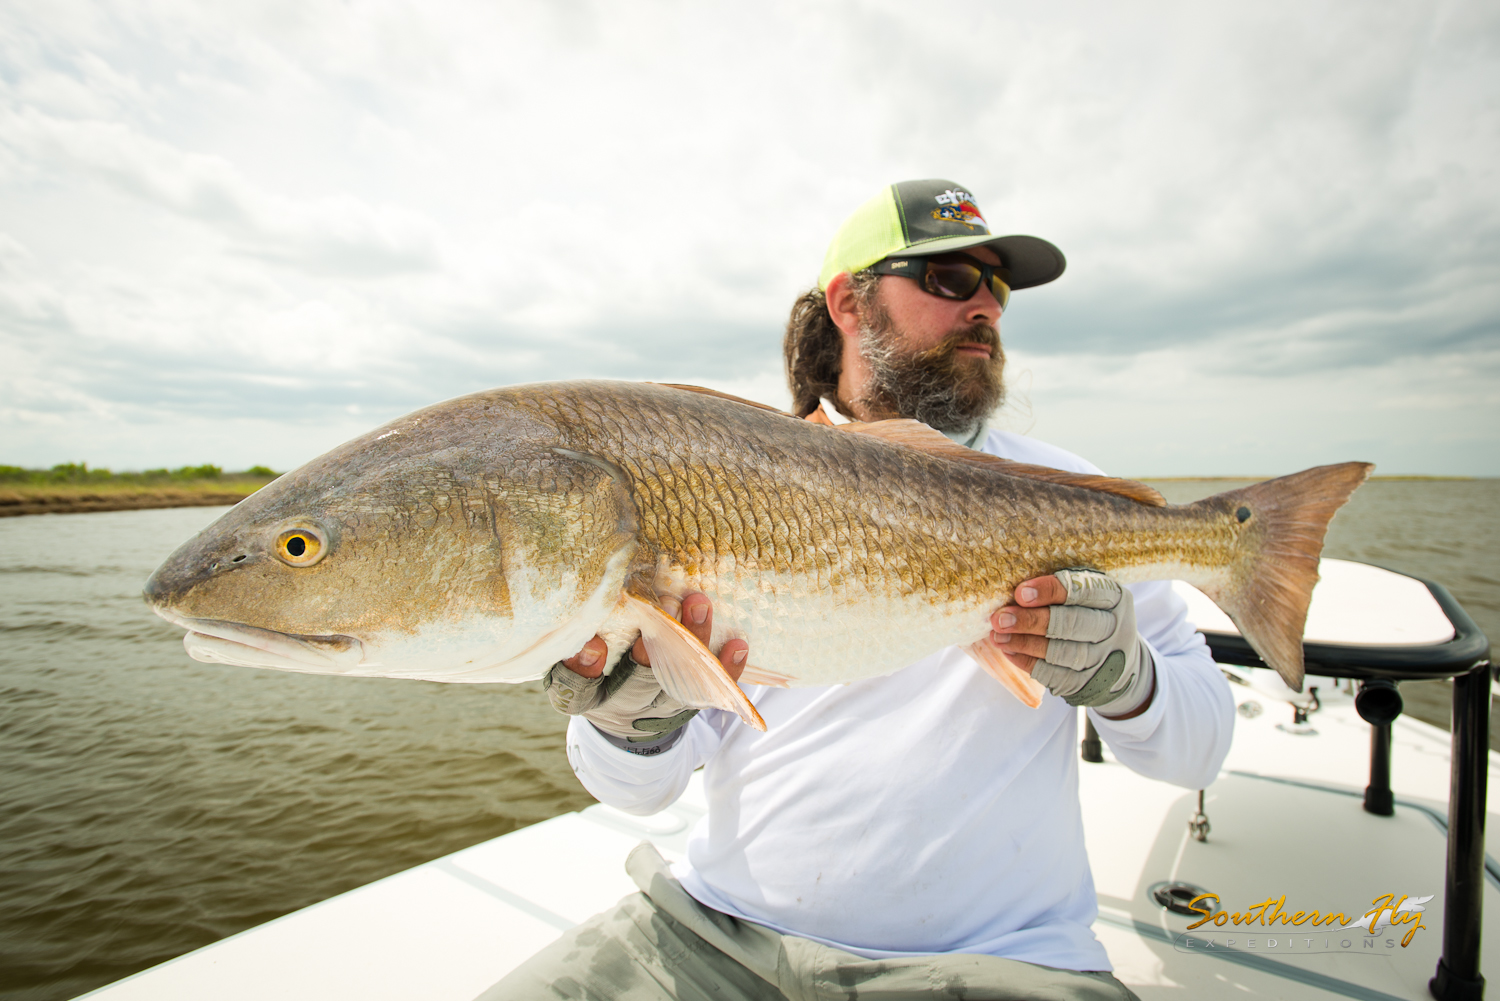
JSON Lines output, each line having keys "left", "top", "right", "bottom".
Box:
{"left": 474, "top": 843, "right": 1139, "bottom": 1001}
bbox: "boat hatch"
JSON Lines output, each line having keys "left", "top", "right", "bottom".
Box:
{"left": 1168, "top": 559, "right": 1492, "bottom": 1001}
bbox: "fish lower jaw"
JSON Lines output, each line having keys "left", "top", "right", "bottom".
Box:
{"left": 155, "top": 606, "right": 369, "bottom": 674}
{"left": 159, "top": 605, "right": 558, "bottom": 683}
{"left": 181, "top": 630, "right": 369, "bottom": 674}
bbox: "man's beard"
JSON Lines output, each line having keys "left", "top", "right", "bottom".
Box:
{"left": 853, "top": 303, "right": 1006, "bottom": 437}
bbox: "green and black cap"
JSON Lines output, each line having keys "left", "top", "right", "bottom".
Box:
{"left": 818, "top": 179, "right": 1066, "bottom": 292}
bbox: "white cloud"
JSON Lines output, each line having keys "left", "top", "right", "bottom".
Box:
{"left": 1005, "top": 339, "right": 1500, "bottom": 477}
{"left": 0, "top": 0, "right": 1495, "bottom": 474}
{"left": 0, "top": 106, "right": 442, "bottom": 275}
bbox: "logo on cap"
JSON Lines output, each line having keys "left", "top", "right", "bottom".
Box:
{"left": 931, "top": 188, "right": 986, "bottom": 231}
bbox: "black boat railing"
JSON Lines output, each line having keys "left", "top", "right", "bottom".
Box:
{"left": 1199, "top": 572, "right": 1491, "bottom": 1001}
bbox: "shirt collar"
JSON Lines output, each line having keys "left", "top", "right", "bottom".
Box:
{"left": 940, "top": 418, "right": 990, "bottom": 451}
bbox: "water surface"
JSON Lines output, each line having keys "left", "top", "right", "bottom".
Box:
{"left": 1, "top": 481, "right": 1495, "bottom": 1000}
{"left": 0, "top": 508, "right": 591, "bottom": 1000}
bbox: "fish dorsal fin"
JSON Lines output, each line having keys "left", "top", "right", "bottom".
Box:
{"left": 623, "top": 595, "right": 767, "bottom": 731}
{"left": 964, "top": 640, "right": 1045, "bottom": 708}
{"left": 652, "top": 383, "right": 793, "bottom": 417}
{"left": 837, "top": 419, "right": 1167, "bottom": 507}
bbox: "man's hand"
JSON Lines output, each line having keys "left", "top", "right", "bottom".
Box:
{"left": 990, "top": 569, "right": 1155, "bottom": 718}
{"left": 547, "top": 594, "right": 749, "bottom": 754}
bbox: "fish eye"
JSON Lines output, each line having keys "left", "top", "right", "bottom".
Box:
{"left": 275, "top": 527, "right": 327, "bottom": 567}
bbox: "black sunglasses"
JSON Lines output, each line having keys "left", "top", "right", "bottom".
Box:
{"left": 869, "top": 253, "right": 1011, "bottom": 311}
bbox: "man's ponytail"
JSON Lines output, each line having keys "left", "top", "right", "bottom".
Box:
{"left": 782, "top": 272, "right": 877, "bottom": 419}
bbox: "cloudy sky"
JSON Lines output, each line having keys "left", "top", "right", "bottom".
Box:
{"left": 2, "top": 0, "right": 1496, "bottom": 476}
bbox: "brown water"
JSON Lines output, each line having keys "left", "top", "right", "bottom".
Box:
{"left": 1, "top": 480, "right": 1495, "bottom": 1000}
{"left": 0, "top": 507, "right": 592, "bottom": 1000}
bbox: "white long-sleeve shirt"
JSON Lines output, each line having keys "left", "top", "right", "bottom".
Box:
{"left": 565, "top": 430, "right": 1234, "bottom": 971}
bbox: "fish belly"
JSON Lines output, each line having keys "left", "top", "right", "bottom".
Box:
{"left": 674, "top": 560, "right": 998, "bottom": 688}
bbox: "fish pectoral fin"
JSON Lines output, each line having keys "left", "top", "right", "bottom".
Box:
{"left": 964, "top": 640, "right": 1046, "bottom": 709}
{"left": 736, "top": 663, "right": 794, "bottom": 688}
{"left": 839, "top": 420, "right": 1166, "bottom": 507}
{"left": 624, "top": 595, "right": 768, "bottom": 731}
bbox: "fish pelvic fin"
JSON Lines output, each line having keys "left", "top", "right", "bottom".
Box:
{"left": 1197, "top": 462, "right": 1374, "bottom": 692}
{"left": 964, "top": 640, "right": 1046, "bottom": 709}
{"left": 623, "top": 595, "right": 768, "bottom": 731}
{"left": 838, "top": 419, "right": 1167, "bottom": 507}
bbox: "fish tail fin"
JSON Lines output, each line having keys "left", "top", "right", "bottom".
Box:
{"left": 1194, "top": 462, "right": 1373, "bottom": 691}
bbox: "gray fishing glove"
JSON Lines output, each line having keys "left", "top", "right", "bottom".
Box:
{"left": 545, "top": 653, "right": 698, "bottom": 756}
{"left": 1028, "top": 569, "right": 1155, "bottom": 715}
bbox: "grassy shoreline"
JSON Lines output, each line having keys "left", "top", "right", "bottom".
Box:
{"left": 0, "top": 475, "right": 277, "bottom": 517}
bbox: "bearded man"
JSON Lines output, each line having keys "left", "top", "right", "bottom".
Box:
{"left": 478, "top": 180, "right": 1234, "bottom": 1001}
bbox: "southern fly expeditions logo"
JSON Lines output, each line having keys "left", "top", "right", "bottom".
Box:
{"left": 931, "top": 188, "right": 986, "bottom": 230}
{"left": 1176, "top": 892, "right": 1433, "bottom": 954}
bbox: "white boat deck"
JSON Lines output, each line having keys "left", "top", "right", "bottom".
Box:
{"left": 1092, "top": 679, "right": 1499, "bottom": 1000}
{"left": 79, "top": 682, "right": 1498, "bottom": 1001}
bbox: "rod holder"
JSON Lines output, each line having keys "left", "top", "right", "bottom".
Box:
{"left": 1364, "top": 722, "right": 1394, "bottom": 816}
{"left": 1081, "top": 715, "right": 1103, "bottom": 763}
{"left": 1357, "top": 680, "right": 1401, "bottom": 817}
{"left": 1356, "top": 678, "right": 1403, "bottom": 725}
{"left": 1430, "top": 663, "right": 1490, "bottom": 1001}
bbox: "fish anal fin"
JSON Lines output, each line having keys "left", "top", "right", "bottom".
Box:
{"left": 737, "top": 663, "right": 795, "bottom": 688}
{"left": 964, "top": 640, "right": 1045, "bottom": 709}
{"left": 624, "top": 594, "right": 767, "bottom": 731}
{"left": 838, "top": 420, "right": 1166, "bottom": 507}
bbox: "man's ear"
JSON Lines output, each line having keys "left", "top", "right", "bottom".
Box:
{"left": 824, "top": 271, "right": 865, "bottom": 340}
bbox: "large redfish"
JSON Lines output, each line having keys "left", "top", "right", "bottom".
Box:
{"left": 144, "top": 381, "right": 1371, "bottom": 730}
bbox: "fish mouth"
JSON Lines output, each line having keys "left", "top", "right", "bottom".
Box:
{"left": 153, "top": 607, "right": 367, "bottom": 673}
